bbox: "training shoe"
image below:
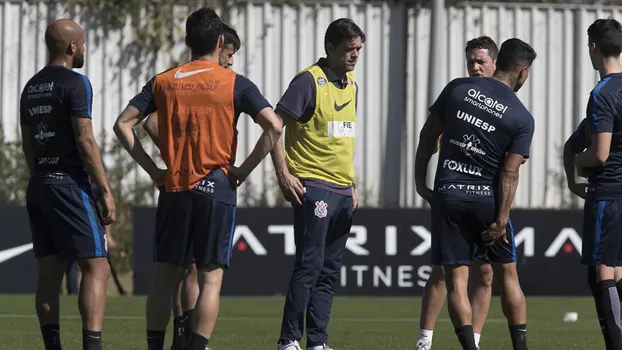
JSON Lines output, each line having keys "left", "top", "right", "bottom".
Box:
{"left": 277, "top": 340, "right": 303, "bottom": 350}
{"left": 306, "top": 344, "right": 334, "bottom": 350}
{"left": 416, "top": 339, "right": 432, "bottom": 350}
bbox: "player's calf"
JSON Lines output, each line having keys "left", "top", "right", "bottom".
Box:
{"left": 147, "top": 263, "right": 185, "bottom": 350}
{"left": 417, "top": 265, "right": 447, "bottom": 348}
{"left": 470, "top": 261, "right": 494, "bottom": 347}
{"left": 77, "top": 257, "right": 111, "bottom": 350}
{"left": 589, "top": 264, "right": 622, "bottom": 349}
{"left": 171, "top": 270, "right": 187, "bottom": 350}
{"left": 492, "top": 262, "right": 527, "bottom": 350}
{"left": 182, "top": 263, "right": 199, "bottom": 344}
{"left": 444, "top": 264, "right": 478, "bottom": 350}
{"left": 36, "top": 256, "right": 66, "bottom": 350}
{"left": 187, "top": 264, "right": 224, "bottom": 350}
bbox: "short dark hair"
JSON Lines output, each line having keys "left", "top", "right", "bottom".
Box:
{"left": 465, "top": 36, "right": 498, "bottom": 60}
{"left": 324, "top": 18, "right": 366, "bottom": 54}
{"left": 495, "top": 38, "right": 537, "bottom": 72}
{"left": 185, "top": 7, "right": 223, "bottom": 56}
{"left": 223, "top": 23, "right": 241, "bottom": 52}
{"left": 588, "top": 18, "right": 622, "bottom": 57}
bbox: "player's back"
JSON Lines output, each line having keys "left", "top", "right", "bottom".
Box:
{"left": 20, "top": 66, "right": 91, "bottom": 184}
{"left": 586, "top": 73, "right": 622, "bottom": 199}
{"left": 433, "top": 77, "right": 534, "bottom": 202}
{"left": 21, "top": 66, "right": 107, "bottom": 261}
{"left": 152, "top": 61, "right": 238, "bottom": 192}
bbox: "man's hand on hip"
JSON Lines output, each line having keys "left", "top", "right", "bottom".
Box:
{"left": 277, "top": 171, "right": 304, "bottom": 206}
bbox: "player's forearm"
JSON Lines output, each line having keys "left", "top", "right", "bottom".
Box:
{"left": 575, "top": 147, "right": 605, "bottom": 168}
{"left": 143, "top": 118, "right": 161, "bottom": 148}
{"left": 496, "top": 169, "right": 519, "bottom": 225}
{"left": 563, "top": 142, "right": 577, "bottom": 186}
{"left": 76, "top": 136, "right": 111, "bottom": 194}
{"left": 113, "top": 124, "right": 160, "bottom": 176}
{"left": 270, "top": 134, "right": 289, "bottom": 177}
{"left": 239, "top": 128, "right": 282, "bottom": 176}
{"left": 144, "top": 127, "right": 161, "bottom": 148}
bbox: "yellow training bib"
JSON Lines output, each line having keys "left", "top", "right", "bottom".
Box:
{"left": 285, "top": 64, "right": 357, "bottom": 186}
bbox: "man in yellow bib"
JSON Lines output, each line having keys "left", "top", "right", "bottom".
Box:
{"left": 270, "top": 18, "right": 365, "bottom": 350}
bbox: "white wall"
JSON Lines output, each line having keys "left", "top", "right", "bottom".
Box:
{"left": 2, "top": 1, "right": 618, "bottom": 207}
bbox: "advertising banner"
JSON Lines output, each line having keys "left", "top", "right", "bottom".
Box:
{"left": 132, "top": 207, "right": 590, "bottom": 296}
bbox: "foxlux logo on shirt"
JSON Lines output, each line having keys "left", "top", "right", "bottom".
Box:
{"left": 443, "top": 159, "right": 483, "bottom": 177}
{"left": 464, "top": 88, "right": 507, "bottom": 119}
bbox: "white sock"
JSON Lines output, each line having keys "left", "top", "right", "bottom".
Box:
{"left": 419, "top": 329, "right": 434, "bottom": 341}
{"left": 474, "top": 333, "right": 481, "bottom": 347}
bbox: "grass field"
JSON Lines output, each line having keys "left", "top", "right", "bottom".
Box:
{"left": 0, "top": 289, "right": 608, "bottom": 350}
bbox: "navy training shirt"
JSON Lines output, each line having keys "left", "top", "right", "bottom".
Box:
{"left": 430, "top": 77, "right": 535, "bottom": 202}
{"left": 585, "top": 73, "right": 622, "bottom": 200}
{"left": 19, "top": 65, "right": 93, "bottom": 181}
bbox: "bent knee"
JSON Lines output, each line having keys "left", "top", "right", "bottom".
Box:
{"left": 37, "top": 256, "right": 66, "bottom": 286}
{"left": 77, "top": 257, "right": 111, "bottom": 277}
{"left": 197, "top": 264, "right": 224, "bottom": 286}
{"left": 492, "top": 262, "right": 520, "bottom": 282}
{"left": 184, "top": 264, "right": 199, "bottom": 284}
{"left": 186, "top": 264, "right": 198, "bottom": 276}
{"left": 445, "top": 265, "right": 470, "bottom": 291}
{"left": 428, "top": 265, "right": 446, "bottom": 287}
{"left": 596, "top": 264, "right": 616, "bottom": 281}
{"left": 475, "top": 264, "right": 494, "bottom": 287}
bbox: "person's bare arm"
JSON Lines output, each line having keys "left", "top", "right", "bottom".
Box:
{"left": 563, "top": 139, "right": 579, "bottom": 187}
{"left": 415, "top": 113, "right": 444, "bottom": 201}
{"left": 231, "top": 107, "right": 282, "bottom": 183}
{"left": 575, "top": 132, "right": 612, "bottom": 168}
{"left": 270, "top": 114, "right": 291, "bottom": 177}
{"left": 268, "top": 73, "right": 319, "bottom": 205}
{"left": 269, "top": 113, "right": 304, "bottom": 205}
{"left": 564, "top": 120, "right": 589, "bottom": 186}
{"left": 71, "top": 118, "right": 116, "bottom": 224}
{"left": 485, "top": 110, "right": 534, "bottom": 244}
{"left": 415, "top": 81, "right": 453, "bottom": 201}
{"left": 143, "top": 112, "right": 161, "bottom": 148}
{"left": 576, "top": 92, "right": 616, "bottom": 168}
{"left": 72, "top": 119, "right": 110, "bottom": 193}
{"left": 113, "top": 105, "right": 163, "bottom": 182}
{"left": 496, "top": 153, "right": 524, "bottom": 225}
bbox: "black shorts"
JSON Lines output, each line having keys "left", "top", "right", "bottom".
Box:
{"left": 154, "top": 189, "right": 236, "bottom": 268}
{"left": 26, "top": 180, "right": 107, "bottom": 260}
{"left": 582, "top": 199, "right": 622, "bottom": 266}
{"left": 431, "top": 198, "right": 516, "bottom": 266}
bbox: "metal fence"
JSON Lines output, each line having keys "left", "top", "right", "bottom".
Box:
{"left": 1, "top": 1, "right": 619, "bottom": 207}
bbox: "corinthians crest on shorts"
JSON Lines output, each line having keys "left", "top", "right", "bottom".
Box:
{"left": 314, "top": 200, "right": 328, "bottom": 218}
